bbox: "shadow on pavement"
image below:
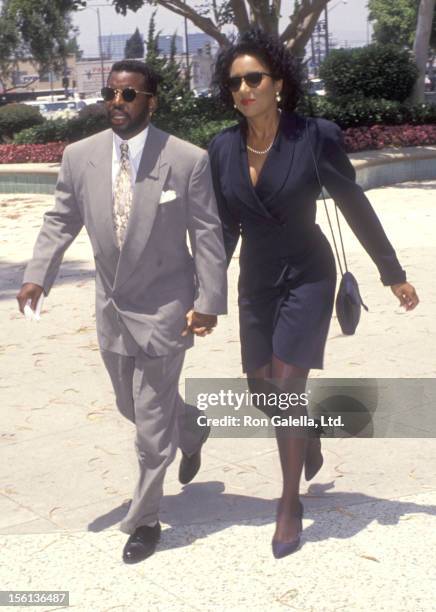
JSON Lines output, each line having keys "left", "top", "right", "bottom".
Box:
{"left": 87, "top": 479, "right": 436, "bottom": 552}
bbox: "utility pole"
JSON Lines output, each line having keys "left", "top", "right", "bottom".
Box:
{"left": 96, "top": 8, "right": 105, "bottom": 88}
{"left": 82, "top": 4, "right": 107, "bottom": 89}
{"left": 184, "top": 1, "right": 190, "bottom": 89}
{"left": 310, "top": 35, "right": 316, "bottom": 76}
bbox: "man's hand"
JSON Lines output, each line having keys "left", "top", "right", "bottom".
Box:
{"left": 181, "top": 309, "right": 217, "bottom": 337}
{"left": 390, "top": 282, "right": 419, "bottom": 311}
{"left": 16, "top": 283, "right": 44, "bottom": 314}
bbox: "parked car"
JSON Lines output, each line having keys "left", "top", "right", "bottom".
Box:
{"left": 308, "top": 78, "right": 326, "bottom": 96}
{"left": 80, "top": 96, "right": 104, "bottom": 106}
{"left": 424, "top": 74, "right": 434, "bottom": 92}
{"left": 23, "top": 99, "right": 86, "bottom": 118}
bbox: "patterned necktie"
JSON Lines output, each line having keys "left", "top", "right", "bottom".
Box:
{"left": 113, "top": 142, "right": 133, "bottom": 248}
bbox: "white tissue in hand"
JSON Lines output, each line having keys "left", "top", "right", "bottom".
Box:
{"left": 24, "top": 294, "right": 44, "bottom": 321}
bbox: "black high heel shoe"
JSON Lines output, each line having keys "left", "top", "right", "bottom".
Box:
{"left": 272, "top": 500, "right": 304, "bottom": 559}
{"left": 304, "top": 419, "right": 324, "bottom": 481}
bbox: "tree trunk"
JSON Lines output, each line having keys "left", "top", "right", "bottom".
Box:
{"left": 280, "top": 0, "right": 330, "bottom": 56}
{"left": 139, "top": 0, "right": 330, "bottom": 49}
{"left": 410, "top": 0, "right": 436, "bottom": 103}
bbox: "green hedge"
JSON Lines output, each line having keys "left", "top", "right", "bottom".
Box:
{"left": 14, "top": 119, "right": 69, "bottom": 144}
{"left": 0, "top": 104, "right": 44, "bottom": 141}
{"left": 13, "top": 95, "right": 436, "bottom": 149}
{"left": 319, "top": 44, "right": 418, "bottom": 102}
{"left": 304, "top": 96, "right": 436, "bottom": 129}
{"left": 13, "top": 110, "right": 109, "bottom": 145}
{"left": 13, "top": 99, "right": 232, "bottom": 148}
{"left": 172, "top": 120, "right": 235, "bottom": 149}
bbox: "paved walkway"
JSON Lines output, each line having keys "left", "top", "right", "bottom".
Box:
{"left": 1, "top": 181, "right": 436, "bottom": 611}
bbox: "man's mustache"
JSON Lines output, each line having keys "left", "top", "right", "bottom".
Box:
{"left": 110, "top": 108, "right": 129, "bottom": 117}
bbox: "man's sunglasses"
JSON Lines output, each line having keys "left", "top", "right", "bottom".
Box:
{"left": 101, "top": 87, "right": 154, "bottom": 102}
{"left": 227, "top": 71, "right": 272, "bottom": 92}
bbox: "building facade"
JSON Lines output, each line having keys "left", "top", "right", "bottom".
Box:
{"left": 98, "top": 32, "right": 216, "bottom": 61}
{"left": 0, "top": 56, "right": 77, "bottom": 101}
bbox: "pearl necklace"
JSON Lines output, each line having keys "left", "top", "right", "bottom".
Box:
{"left": 246, "top": 111, "right": 281, "bottom": 155}
{"left": 246, "top": 141, "right": 274, "bottom": 155}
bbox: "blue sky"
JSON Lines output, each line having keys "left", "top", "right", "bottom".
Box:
{"left": 73, "top": 0, "right": 372, "bottom": 57}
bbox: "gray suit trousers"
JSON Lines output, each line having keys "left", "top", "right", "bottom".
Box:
{"left": 101, "top": 348, "right": 206, "bottom": 534}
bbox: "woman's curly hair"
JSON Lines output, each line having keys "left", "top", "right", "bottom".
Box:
{"left": 211, "top": 27, "right": 304, "bottom": 113}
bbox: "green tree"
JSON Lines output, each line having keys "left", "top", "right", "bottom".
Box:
{"left": 145, "top": 11, "right": 167, "bottom": 75}
{"left": 369, "top": 0, "right": 436, "bottom": 102}
{"left": 66, "top": 36, "right": 83, "bottom": 60}
{"left": 319, "top": 44, "right": 418, "bottom": 102}
{"left": 368, "top": 0, "right": 436, "bottom": 49}
{"left": 410, "top": 0, "right": 436, "bottom": 102}
{"left": 145, "top": 12, "right": 191, "bottom": 111}
{"left": 0, "top": 6, "right": 21, "bottom": 89}
{"left": 102, "top": 0, "right": 331, "bottom": 55}
{"left": 124, "top": 27, "right": 144, "bottom": 58}
{"left": 0, "top": 0, "right": 84, "bottom": 86}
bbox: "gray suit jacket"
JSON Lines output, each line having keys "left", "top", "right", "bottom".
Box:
{"left": 23, "top": 125, "right": 228, "bottom": 356}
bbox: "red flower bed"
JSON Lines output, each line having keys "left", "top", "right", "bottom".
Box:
{"left": 0, "top": 142, "right": 66, "bottom": 164}
{"left": 343, "top": 124, "right": 436, "bottom": 152}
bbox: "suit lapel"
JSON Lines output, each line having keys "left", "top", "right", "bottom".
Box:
{"left": 86, "top": 130, "right": 120, "bottom": 269}
{"left": 227, "top": 125, "right": 276, "bottom": 221}
{"left": 113, "top": 124, "right": 169, "bottom": 291}
{"left": 226, "top": 113, "right": 302, "bottom": 222}
{"left": 255, "top": 112, "right": 300, "bottom": 207}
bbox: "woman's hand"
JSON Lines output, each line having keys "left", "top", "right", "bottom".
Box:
{"left": 390, "top": 282, "right": 419, "bottom": 311}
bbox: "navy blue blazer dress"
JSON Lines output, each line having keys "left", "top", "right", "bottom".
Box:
{"left": 208, "top": 111, "right": 407, "bottom": 373}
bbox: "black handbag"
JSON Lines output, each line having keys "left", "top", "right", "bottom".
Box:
{"left": 306, "top": 120, "right": 368, "bottom": 335}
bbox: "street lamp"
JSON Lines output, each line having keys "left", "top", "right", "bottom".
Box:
{"left": 80, "top": 3, "right": 107, "bottom": 89}
{"left": 325, "top": 0, "right": 348, "bottom": 56}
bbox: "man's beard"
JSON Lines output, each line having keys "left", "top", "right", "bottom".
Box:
{"left": 109, "top": 107, "right": 151, "bottom": 137}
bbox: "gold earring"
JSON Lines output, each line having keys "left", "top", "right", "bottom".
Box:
{"left": 276, "top": 92, "right": 282, "bottom": 102}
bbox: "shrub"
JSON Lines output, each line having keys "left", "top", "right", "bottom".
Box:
{"left": 319, "top": 44, "right": 418, "bottom": 102}
{"left": 65, "top": 110, "right": 109, "bottom": 141}
{"left": 0, "top": 143, "right": 66, "bottom": 163}
{"left": 13, "top": 110, "right": 109, "bottom": 144}
{"left": 0, "top": 104, "right": 44, "bottom": 141}
{"left": 2, "top": 124, "right": 436, "bottom": 162}
{"left": 176, "top": 119, "right": 236, "bottom": 149}
{"left": 14, "top": 119, "right": 69, "bottom": 144}
{"left": 306, "top": 96, "right": 436, "bottom": 129}
{"left": 77, "top": 102, "right": 106, "bottom": 120}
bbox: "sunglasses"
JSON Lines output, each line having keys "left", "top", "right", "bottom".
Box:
{"left": 227, "top": 71, "right": 273, "bottom": 92}
{"left": 101, "top": 87, "right": 154, "bottom": 102}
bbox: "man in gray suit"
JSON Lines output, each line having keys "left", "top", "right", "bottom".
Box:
{"left": 16, "top": 60, "right": 227, "bottom": 564}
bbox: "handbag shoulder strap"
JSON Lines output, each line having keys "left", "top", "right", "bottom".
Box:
{"left": 305, "top": 118, "right": 348, "bottom": 276}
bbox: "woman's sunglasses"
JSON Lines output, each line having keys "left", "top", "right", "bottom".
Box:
{"left": 226, "top": 71, "right": 272, "bottom": 92}
{"left": 101, "top": 87, "right": 153, "bottom": 102}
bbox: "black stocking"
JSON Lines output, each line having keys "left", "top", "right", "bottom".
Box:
{"left": 247, "top": 357, "right": 317, "bottom": 543}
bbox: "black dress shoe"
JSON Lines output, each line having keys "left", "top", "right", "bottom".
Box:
{"left": 178, "top": 427, "right": 210, "bottom": 485}
{"left": 272, "top": 501, "right": 304, "bottom": 559}
{"left": 122, "top": 523, "right": 161, "bottom": 564}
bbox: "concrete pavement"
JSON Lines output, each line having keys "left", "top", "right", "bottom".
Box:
{"left": 1, "top": 181, "right": 436, "bottom": 611}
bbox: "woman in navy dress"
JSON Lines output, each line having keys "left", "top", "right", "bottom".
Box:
{"left": 208, "top": 28, "right": 419, "bottom": 558}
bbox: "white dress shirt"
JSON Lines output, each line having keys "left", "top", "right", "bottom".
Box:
{"left": 111, "top": 126, "right": 149, "bottom": 194}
